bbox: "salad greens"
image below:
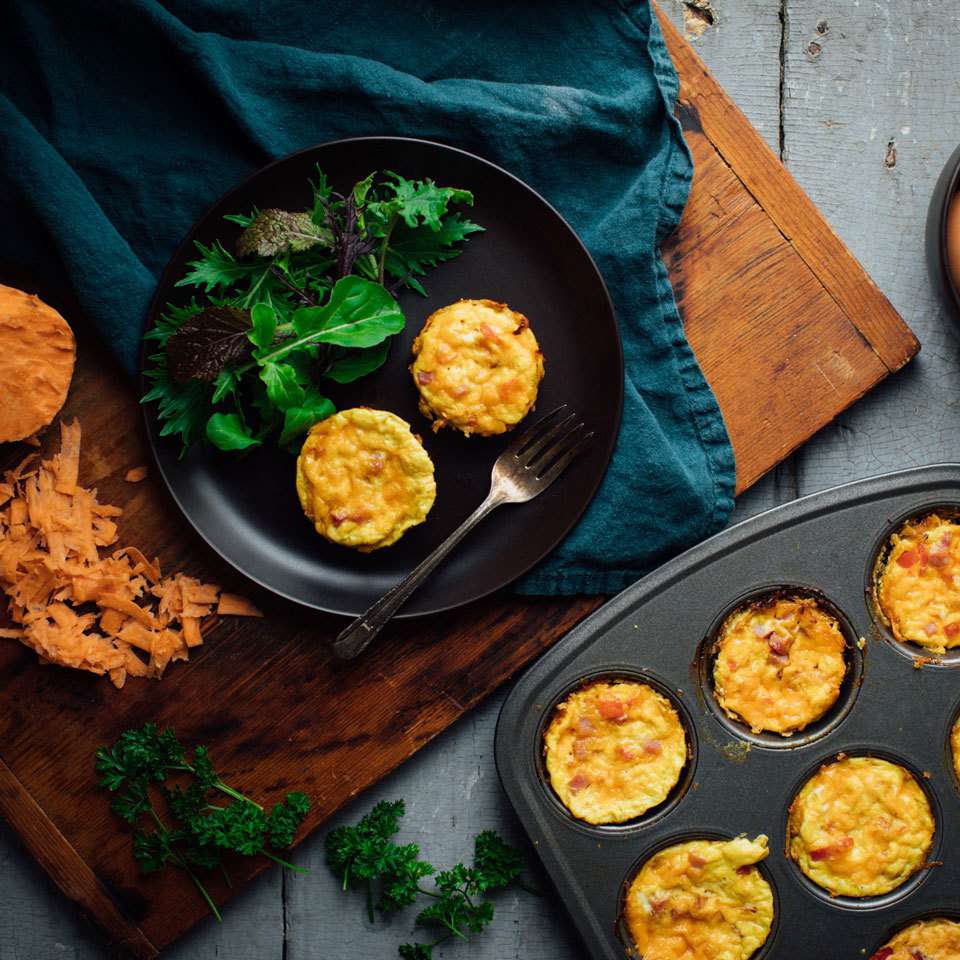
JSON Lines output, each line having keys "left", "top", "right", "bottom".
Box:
{"left": 326, "top": 799, "right": 527, "bottom": 959}
{"left": 143, "top": 169, "right": 483, "bottom": 455}
{"left": 96, "top": 723, "right": 310, "bottom": 921}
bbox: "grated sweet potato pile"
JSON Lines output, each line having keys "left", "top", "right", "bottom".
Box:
{"left": 0, "top": 419, "right": 261, "bottom": 687}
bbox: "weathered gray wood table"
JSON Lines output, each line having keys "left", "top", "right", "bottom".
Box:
{"left": 3, "top": 2, "right": 959, "bottom": 957}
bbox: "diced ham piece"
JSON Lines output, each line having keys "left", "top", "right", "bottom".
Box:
{"left": 416, "top": 371, "right": 435, "bottom": 385}
{"left": 688, "top": 852, "right": 706, "bottom": 868}
{"left": 868, "top": 950, "right": 893, "bottom": 960}
{"left": 480, "top": 322, "right": 500, "bottom": 341}
{"left": 597, "top": 698, "right": 627, "bottom": 721}
{"left": 924, "top": 622, "right": 938, "bottom": 636}
{"left": 568, "top": 773, "right": 590, "bottom": 793}
{"left": 617, "top": 744, "right": 636, "bottom": 761}
{"left": 573, "top": 740, "right": 590, "bottom": 760}
{"left": 650, "top": 895, "right": 669, "bottom": 914}
{"left": 897, "top": 550, "right": 918, "bottom": 568}
{"left": 809, "top": 836, "right": 853, "bottom": 861}
{"left": 330, "top": 508, "right": 349, "bottom": 527}
{"left": 767, "top": 634, "right": 792, "bottom": 656}
{"left": 643, "top": 739, "right": 662, "bottom": 756}
{"left": 910, "top": 950, "right": 930, "bottom": 960}
{"left": 946, "top": 623, "right": 959, "bottom": 638}
{"left": 928, "top": 550, "right": 949, "bottom": 568}
{"left": 736, "top": 865, "right": 753, "bottom": 876}
{"left": 576, "top": 717, "right": 596, "bottom": 735}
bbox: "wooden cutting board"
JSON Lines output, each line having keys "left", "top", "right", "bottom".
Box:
{"left": 0, "top": 7, "right": 918, "bottom": 957}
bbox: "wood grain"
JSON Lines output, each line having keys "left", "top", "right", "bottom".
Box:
{"left": 0, "top": 6, "right": 920, "bottom": 955}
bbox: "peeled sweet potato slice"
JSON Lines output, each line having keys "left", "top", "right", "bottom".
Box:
{"left": 0, "top": 285, "right": 76, "bottom": 443}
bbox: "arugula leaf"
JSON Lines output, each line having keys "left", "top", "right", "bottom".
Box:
{"left": 237, "top": 209, "right": 332, "bottom": 258}
{"left": 279, "top": 391, "right": 335, "bottom": 450}
{"left": 248, "top": 302, "right": 277, "bottom": 348}
{"left": 206, "top": 412, "right": 260, "bottom": 451}
{"left": 283, "top": 276, "right": 404, "bottom": 352}
{"left": 166, "top": 306, "right": 252, "bottom": 383}
{"left": 259, "top": 361, "right": 306, "bottom": 411}
{"left": 325, "top": 341, "right": 391, "bottom": 384}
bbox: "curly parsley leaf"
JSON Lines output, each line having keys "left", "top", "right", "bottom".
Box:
{"left": 96, "top": 725, "right": 310, "bottom": 922}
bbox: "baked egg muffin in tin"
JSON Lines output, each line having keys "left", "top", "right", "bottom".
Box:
{"left": 543, "top": 679, "right": 688, "bottom": 825}
{"left": 875, "top": 513, "right": 960, "bottom": 654}
{"left": 410, "top": 298, "right": 544, "bottom": 436}
{"left": 295, "top": 408, "right": 436, "bottom": 552}
{"left": 869, "top": 918, "right": 960, "bottom": 960}
{"left": 787, "top": 755, "right": 934, "bottom": 898}
{"left": 712, "top": 595, "right": 847, "bottom": 736}
{"left": 623, "top": 835, "right": 774, "bottom": 960}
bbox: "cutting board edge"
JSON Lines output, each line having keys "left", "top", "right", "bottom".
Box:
{"left": 654, "top": 2, "right": 920, "bottom": 374}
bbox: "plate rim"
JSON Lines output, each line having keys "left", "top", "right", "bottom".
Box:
{"left": 140, "top": 135, "right": 624, "bottom": 618}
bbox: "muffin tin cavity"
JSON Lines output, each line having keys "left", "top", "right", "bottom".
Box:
{"left": 697, "top": 587, "right": 863, "bottom": 750}
{"left": 868, "top": 910, "right": 960, "bottom": 959}
{"left": 535, "top": 668, "right": 697, "bottom": 834}
{"left": 868, "top": 504, "right": 960, "bottom": 668}
{"left": 784, "top": 749, "right": 941, "bottom": 910}
{"left": 615, "top": 831, "right": 780, "bottom": 960}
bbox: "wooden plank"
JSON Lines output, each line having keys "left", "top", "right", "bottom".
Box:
{"left": 0, "top": 7, "right": 922, "bottom": 956}
{"left": 0, "top": 759, "right": 157, "bottom": 960}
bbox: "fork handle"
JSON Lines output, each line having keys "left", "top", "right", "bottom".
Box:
{"left": 332, "top": 490, "right": 507, "bottom": 660}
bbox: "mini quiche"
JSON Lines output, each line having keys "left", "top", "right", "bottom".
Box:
{"left": 787, "top": 756, "right": 934, "bottom": 897}
{"left": 712, "top": 596, "right": 847, "bottom": 735}
{"left": 295, "top": 408, "right": 435, "bottom": 552}
{"left": 875, "top": 513, "right": 960, "bottom": 654}
{"left": 870, "top": 918, "right": 960, "bottom": 960}
{"left": 410, "top": 299, "right": 544, "bottom": 436}
{"left": 624, "top": 835, "right": 774, "bottom": 960}
{"left": 543, "top": 680, "right": 687, "bottom": 824}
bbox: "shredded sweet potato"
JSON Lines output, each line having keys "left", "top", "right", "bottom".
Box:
{"left": 0, "top": 419, "right": 260, "bottom": 687}
{"left": 0, "top": 285, "right": 76, "bottom": 443}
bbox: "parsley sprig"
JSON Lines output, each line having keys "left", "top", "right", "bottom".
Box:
{"left": 96, "top": 723, "right": 310, "bottom": 921}
{"left": 326, "top": 800, "right": 526, "bottom": 958}
{"left": 143, "top": 168, "right": 482, "bottom": 455}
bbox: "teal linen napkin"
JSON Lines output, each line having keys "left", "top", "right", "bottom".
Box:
{"left": 0, "top": 0, "right": 734, "bottom": 595}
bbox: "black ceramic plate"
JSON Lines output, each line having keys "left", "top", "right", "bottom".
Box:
{"left": 142, "top": 137, "right": 623, "bottom": 617}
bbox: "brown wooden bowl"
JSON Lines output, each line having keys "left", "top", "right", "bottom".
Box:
{"left": 926, "top": 142, "right": 960, "bottom": 319}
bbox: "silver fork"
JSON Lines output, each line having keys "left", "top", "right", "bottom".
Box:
{"left": 332, "top": 406, "right": 593, "bottom": 660}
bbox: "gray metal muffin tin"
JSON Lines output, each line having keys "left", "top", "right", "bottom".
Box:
{"left": 495, "top": 466, "right": 960, "bottom": 959}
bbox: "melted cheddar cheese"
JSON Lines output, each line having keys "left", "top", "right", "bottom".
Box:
{"left": 295, "top": 408, "right": 435, "bottom": 551}
{"left": 543, "top": 680, "right": 687, "bottom": 824}
{"left": 410, "top": 299, "right": 544, "bottom": 436}
{"left": 876, "top": 514, "right": 960, "bottom": 653}
{"left": 624, "top": 836, "right": 774, "bottom": 960}
{"left": 713, "top": 596, "right": 847, "bottom": 735}
{"left": 788, "top": 756, "right": 934, "bottom": 897}
{"left": 870, "top": 918, "right": 960, "bottom": 959}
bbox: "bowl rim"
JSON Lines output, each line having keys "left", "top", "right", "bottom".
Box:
{"left": 936, "top": 143, "right": 960, "bottom": 306}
